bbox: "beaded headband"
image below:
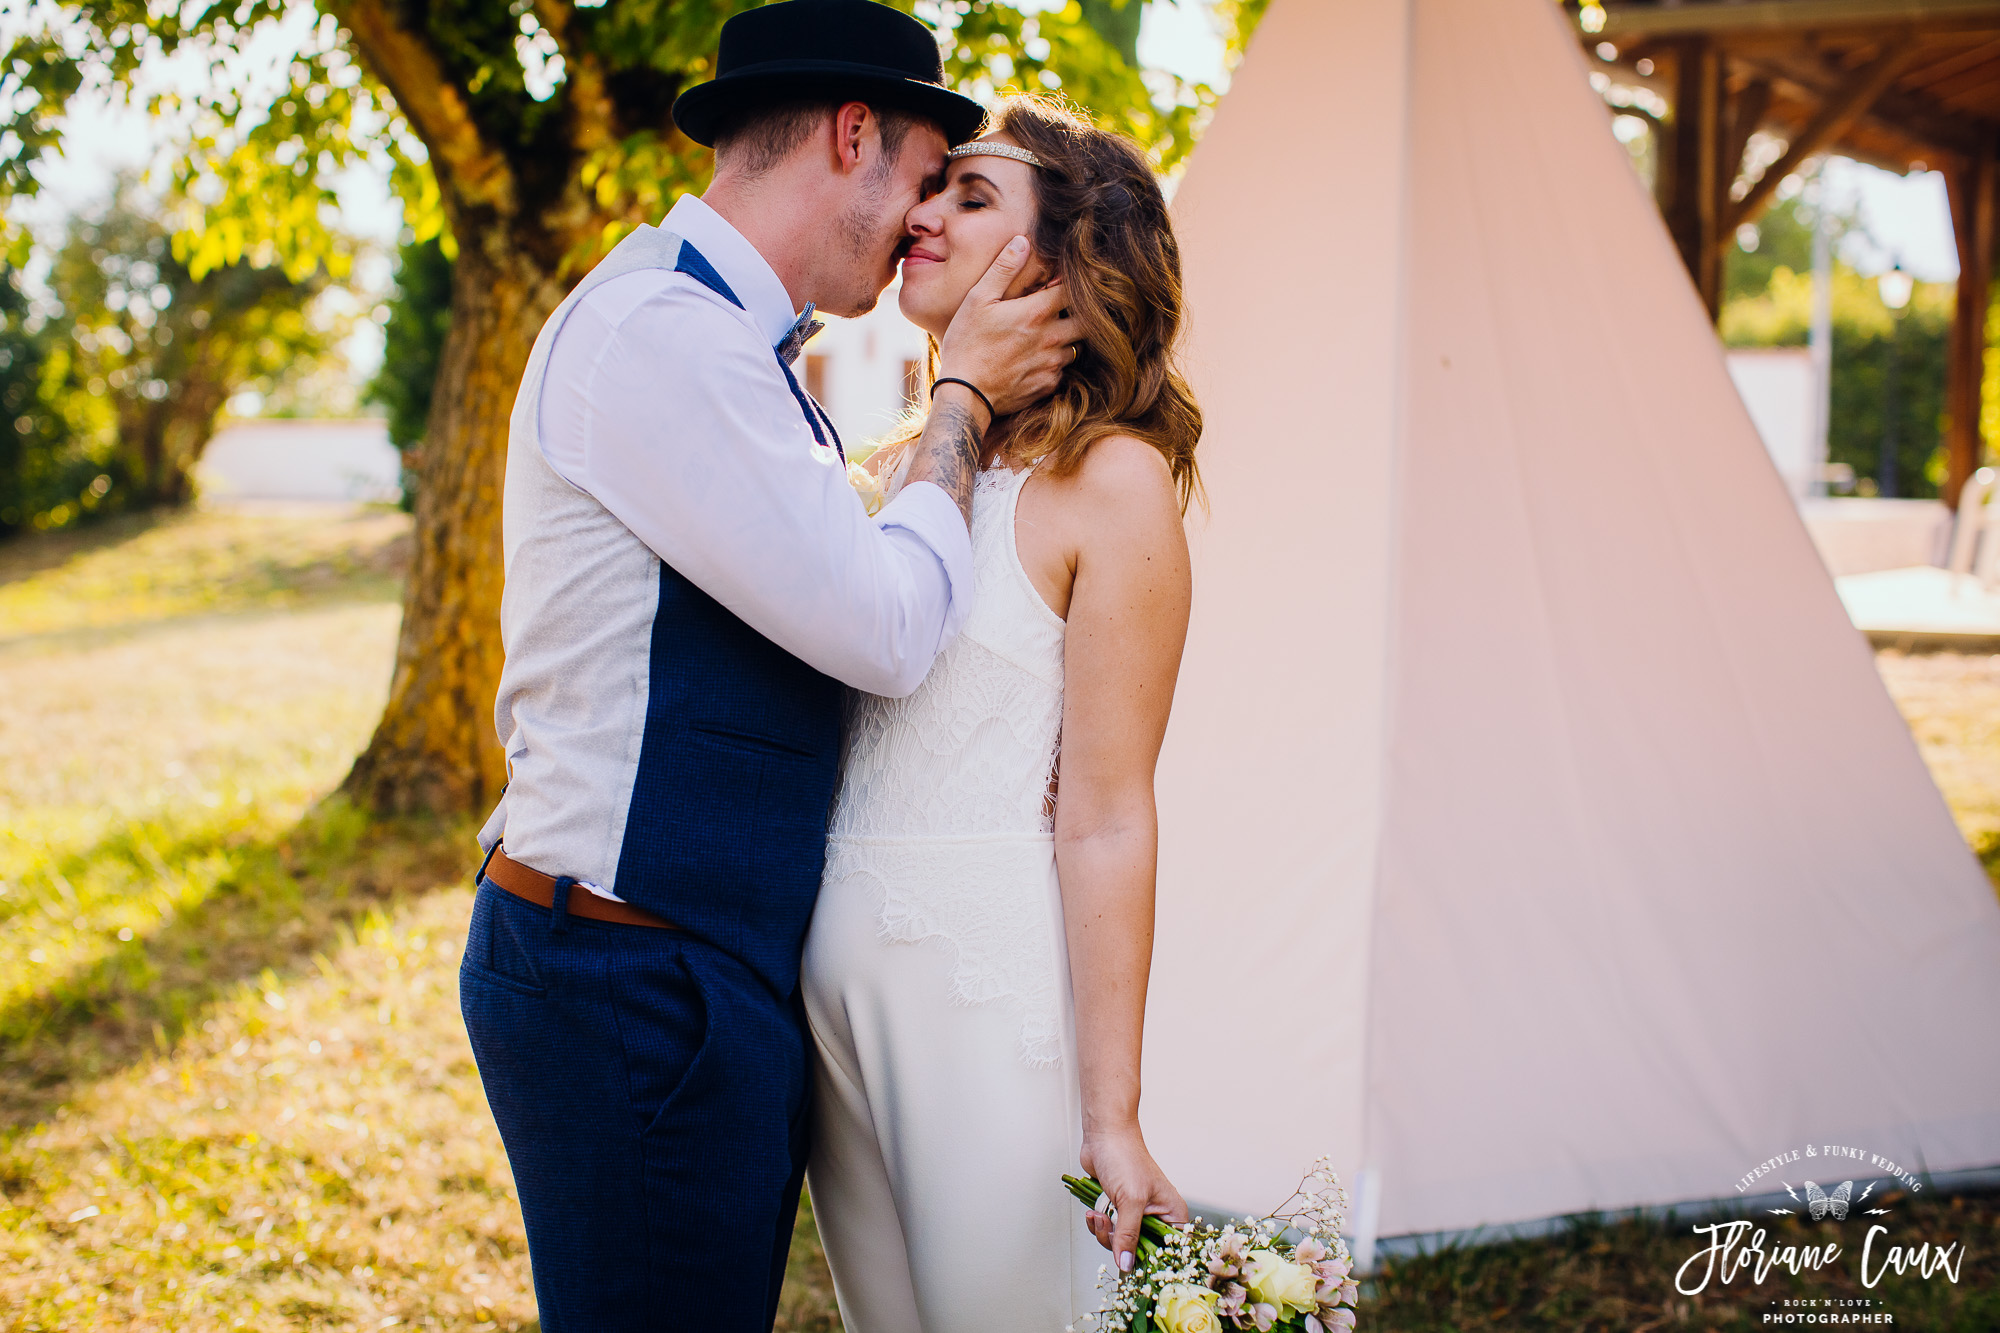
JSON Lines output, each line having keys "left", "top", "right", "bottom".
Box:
{"left": 947, "top": 141, "right": 1047, "bottom": 169}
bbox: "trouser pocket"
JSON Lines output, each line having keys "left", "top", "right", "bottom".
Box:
{"left": 607, "top": 939, "right": 712, "bottom": 1140}
{"left": 463, "top": 879, "right": 549, "bottom": 994}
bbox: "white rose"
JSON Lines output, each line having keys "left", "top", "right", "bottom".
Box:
{"left": 1153, "top": 1283, "right": 1222, "bottom": 1333}
{"left": 1243, "top": 1249, "right": 1320, "bottom": 1316}
{"left": 846, "top": 460, "right": 885, "bottom": 515}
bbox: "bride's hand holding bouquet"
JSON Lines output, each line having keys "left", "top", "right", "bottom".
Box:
{"left": 1080, "top": 1124, "right": 1190, "bottom": 1272}
{"left": 1064, "top": 1158, "right": 1361, "bottom": 1333}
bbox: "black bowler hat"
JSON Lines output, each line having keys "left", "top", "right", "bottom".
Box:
{"left": 672, "top": 0, "right": 986, "bottom": 148}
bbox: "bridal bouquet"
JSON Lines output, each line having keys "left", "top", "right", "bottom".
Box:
{"left": 1063, "top": 1160, "right": 1360, "bottom": 1333}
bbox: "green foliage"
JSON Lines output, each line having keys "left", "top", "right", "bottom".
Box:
{"left": 1721, "top": 223, "right": 1954, "bottom": 499}
{"left": 6, "top": 2, "right": 1266, "bottom": 288}
{"left": 0, "top": 264, "right": 127, "bottom": 536}
{"left": 1832, "top": 291, "right": 1952, "bottom": 498}
{"left": 52, "top": 184, "right": 340, "bottom": 504}
{"left": 2, "top": 1, "right": 427, "bottom": 278}
{"left": 1722, "top": 192, "right": 1826, "bottom": 308}
{"left": 943, "top": 1, "right": 1215, "bottom": 176}
{"left": 4, "top": 0, "right": 1270, "bottom": 540}
{"left": 0, "top": 184, "right": 344, "bottom": 536}
{"left": 167, "top": 13, "right": 427, "bottom": 282}
{"left": 365, "top": 235, "right": 454, "bottom": 510}
{"left": 367, "top": 235, "right": 453, "bottom": 454}
{"left": 1078, "top": 0, "right": 1143, "bottom": 65}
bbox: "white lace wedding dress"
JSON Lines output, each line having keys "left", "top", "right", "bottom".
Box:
{"left": 802, "top": 461, "right": 1101, "bottom": 1332}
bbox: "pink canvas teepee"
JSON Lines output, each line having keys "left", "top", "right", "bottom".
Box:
{"left": 1144, "top": 0, "right": 2000, "bottom": 1252}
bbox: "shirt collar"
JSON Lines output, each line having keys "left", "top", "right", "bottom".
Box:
{"left": 664, "top": 194, "right": 801, "bottom": 349}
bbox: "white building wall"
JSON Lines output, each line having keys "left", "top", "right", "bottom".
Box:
{"left": 802, "top": 281, "right": 933, "bottom": 453}
{"left": 1724, "top": 346, "right": 1817, "bottom": 499}
{"left": 196, "top": 419, "right": 402, "bottom": 503}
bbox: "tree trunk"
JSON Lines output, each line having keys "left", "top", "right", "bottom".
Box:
{"left": 124, "top": 356, "right": 229, "bottom": 508}
{"left": 133, "top": 404, "right": 171, "bottom": 505}
{"left": 330, "top": 0, "right": 686, "bottom": 815}
{"left": 341, "top": 237, "right": 568, "bottom": 815}
{"left": 128, "top": 401, "right": 192, "bottom": 508}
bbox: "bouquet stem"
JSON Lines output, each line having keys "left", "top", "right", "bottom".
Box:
{"left": 1062, "top": 1174, "right": 1180, "bottom": 1248}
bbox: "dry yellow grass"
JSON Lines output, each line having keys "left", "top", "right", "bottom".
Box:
{"left": 1, "top": 892, "right": 537, "bottom": 1330}
{"left": 1875, "top": 648, "right": 2000, "bottom": 888}
{"left": 2, "top": 505, "right": 1993, "bottom": 1332}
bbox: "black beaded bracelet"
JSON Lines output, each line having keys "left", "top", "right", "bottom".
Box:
{"left": 930, "top": 376, "right": 997, "bottom": 422}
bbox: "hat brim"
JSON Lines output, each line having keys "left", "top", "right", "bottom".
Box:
{"left": 673, "top": 62, "right": 987, "bottom": 148}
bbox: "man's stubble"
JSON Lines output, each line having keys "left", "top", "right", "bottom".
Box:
{"left": 832, "top": 160, "right": 913, "bottom": 319}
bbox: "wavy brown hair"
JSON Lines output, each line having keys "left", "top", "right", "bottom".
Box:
{"left": 883, "top": 94, "right": 1202, "bottom": 510}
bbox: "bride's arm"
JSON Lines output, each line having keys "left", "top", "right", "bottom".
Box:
{"left": 1052, "top": 434, "right": 1193, "bottom": 1272}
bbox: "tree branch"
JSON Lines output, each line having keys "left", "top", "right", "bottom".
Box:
{"left": 333, "top": 0, "right": 518, "bottom": 219}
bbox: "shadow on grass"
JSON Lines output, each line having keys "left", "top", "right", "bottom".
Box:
{"left": 1975, "top": 829, "right": 2000, "bottom": 896}
{"left": 0, "top": 510, "right": 170, "bottom": 588}
{"left": 1363, "top": 1188, "right": 2000, "bottom": 1332}
{"left": 0, "top": 502, "right": 412, "bottom": 655}
{"left": 0, "top": 798, "right": 471, "bottom": 1132}
{"left": 0, "top": 587, "right": 404, "bottom": 661}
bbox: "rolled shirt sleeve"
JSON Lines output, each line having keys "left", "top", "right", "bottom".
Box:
{"left": 537, "top": 270, "right": 971, "bottom": 698}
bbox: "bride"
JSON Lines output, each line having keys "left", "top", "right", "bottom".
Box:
{"left": 802, "top": 94, "right": 1202, "bottom": 1331}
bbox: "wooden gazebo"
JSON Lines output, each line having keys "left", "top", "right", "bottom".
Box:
{"left": 1569, "top": 0, "right": 2000, "bottom": 506}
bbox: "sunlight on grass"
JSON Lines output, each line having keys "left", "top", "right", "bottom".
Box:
{"left": 0, "top": 604, "right": 408, "bottom": 1085}
{"left": 0, "top": 508, "right": 417, "bottom": 1124}
{"left": 0, "top": 893, "right": 530, "bottom": 1329}
{"left": 1876, "top": 650, "right": 2000, "bottom": 890}
{"left": 0, "top": 504, "right": 408, "bottom": 644}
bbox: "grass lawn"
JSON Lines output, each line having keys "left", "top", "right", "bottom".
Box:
{"left": 0, "top": 506, "right": 1994, "bottom": 1332}
{"left": 1876, "top": 649, "right": 2000, "bottom": 885}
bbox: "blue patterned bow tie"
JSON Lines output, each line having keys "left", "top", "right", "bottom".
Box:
{"left": 775, "top": 303, "right": 823, "bottom": 366}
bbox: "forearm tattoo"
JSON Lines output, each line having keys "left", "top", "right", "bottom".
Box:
{"left": 918, "top": 398, "right": 984, "bottom": 523}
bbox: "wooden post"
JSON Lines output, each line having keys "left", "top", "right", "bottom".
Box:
{"left": 1725, "top": 36, "right": 1918, "bottom": 236}
{"left": 1944, "top": 143, "right": 1996, "bottom": 509}
{"left": 1719, "top": 77, "right": 1772, "bottom": 228}
{"left": 1664, "top": 40, "right": 1725, "bottom": 318}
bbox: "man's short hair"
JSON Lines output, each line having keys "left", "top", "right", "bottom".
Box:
{"left": 712, "top": 100, "right": 926, "bottom": 177}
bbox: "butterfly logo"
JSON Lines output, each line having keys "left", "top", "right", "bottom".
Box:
{"left": 1805, "top": 1180, "right": 1852, "bottom": 1221}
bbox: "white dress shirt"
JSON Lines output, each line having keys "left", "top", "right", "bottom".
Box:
{"left": 535, "top": 193, "right": 972, "bottom": 698}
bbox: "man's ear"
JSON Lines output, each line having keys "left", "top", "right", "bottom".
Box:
{"left": 832, "top": 101, "right": 873, "bottom": 176}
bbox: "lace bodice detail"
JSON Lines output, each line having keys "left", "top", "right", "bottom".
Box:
{"left": 829, "top": 464, "right": 1064, "bottom": 840}
{"left": 824, "top": 463, "right": 1068, "bottom": 1064}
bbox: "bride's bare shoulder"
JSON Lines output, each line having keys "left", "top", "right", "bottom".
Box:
{"left": 857, "top": 442, "right": 902, "bottom": 480}
{"left": 1063, "top": 434, "right": 1182, "bottom": 530}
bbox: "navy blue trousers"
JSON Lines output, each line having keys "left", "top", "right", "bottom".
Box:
{"left": 460, "top": 879, "right": 810, "bottom": 1333}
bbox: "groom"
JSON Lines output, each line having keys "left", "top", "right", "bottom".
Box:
{"left": 458, "top": 2, "right": 1072, "bottom": 1329}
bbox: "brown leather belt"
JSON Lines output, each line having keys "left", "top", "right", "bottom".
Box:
{"left": 483, "top": 847, "right": 682, "bottom": 930}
